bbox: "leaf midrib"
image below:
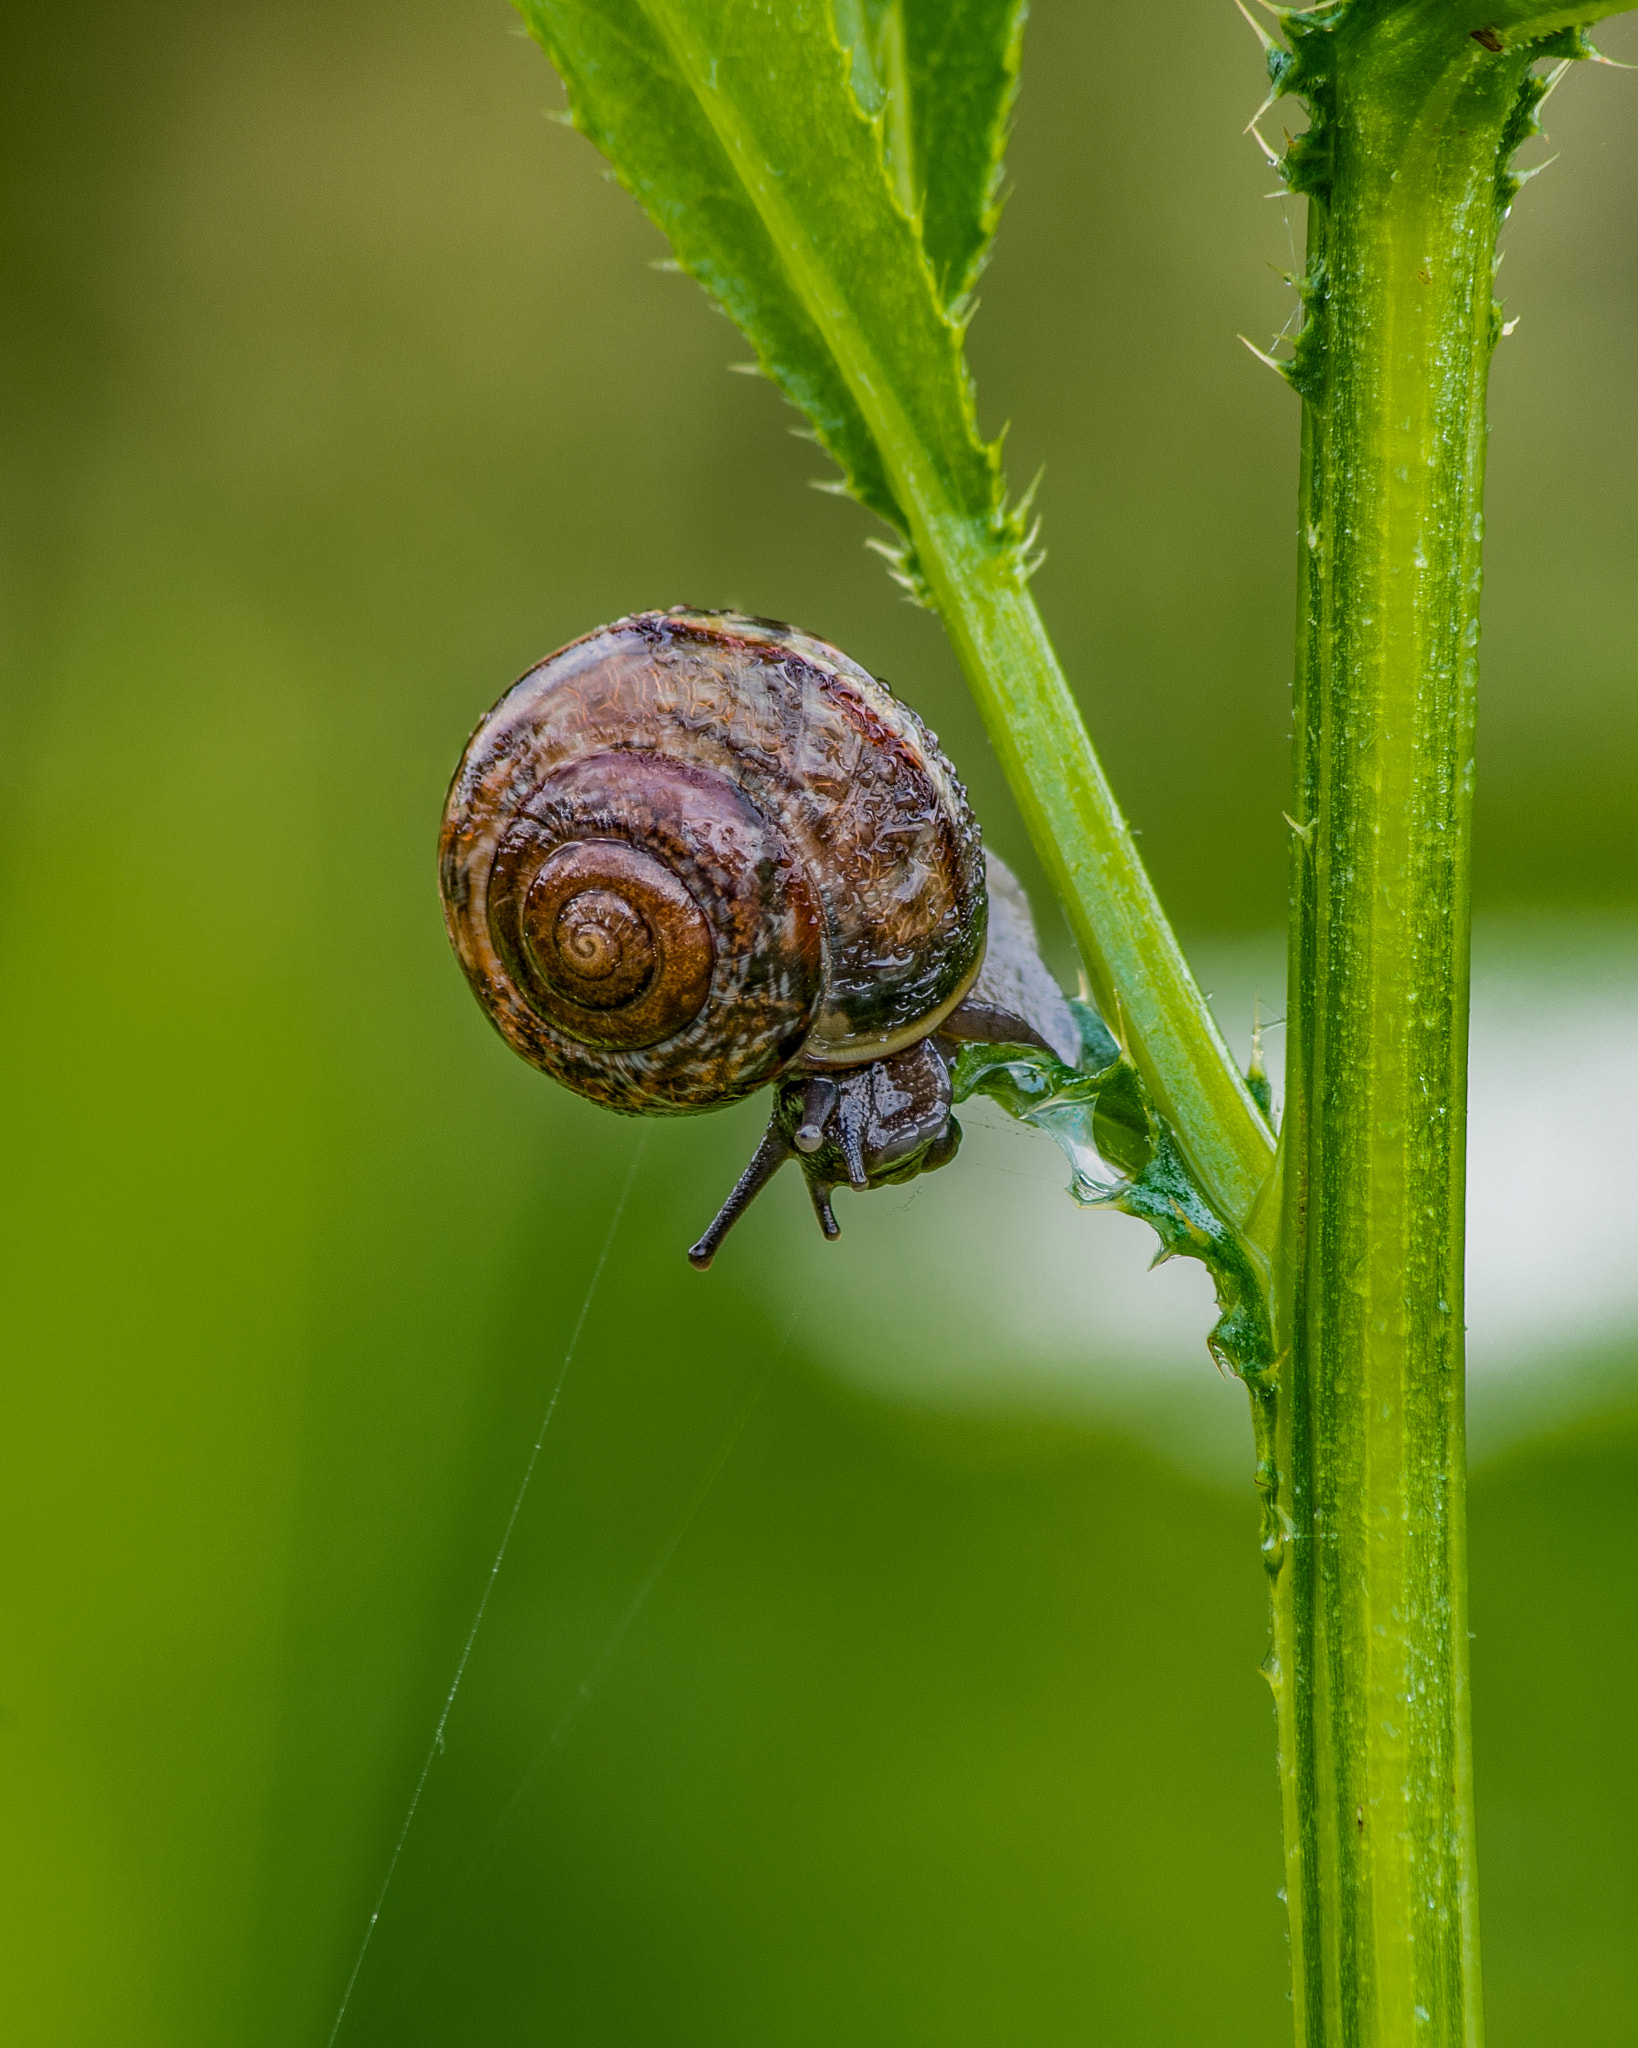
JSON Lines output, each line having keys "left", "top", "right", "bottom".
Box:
{"left": 639, "top": 0, "right": 978, "bottom": 545}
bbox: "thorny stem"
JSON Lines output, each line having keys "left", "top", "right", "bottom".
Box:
{"left": 1265, "top": 7, "right": 1628, "bottom": 2043}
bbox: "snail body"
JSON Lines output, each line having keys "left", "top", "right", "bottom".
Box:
{"left": 440, "top": 609, "right": 1078, "bottom": 1264}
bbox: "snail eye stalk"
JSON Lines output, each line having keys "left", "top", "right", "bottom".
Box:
{"left": 686, "top": 1128, "right": 793, "bottom": 1270}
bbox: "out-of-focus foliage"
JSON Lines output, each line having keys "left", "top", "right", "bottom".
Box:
{"left": 1, "top": 2, "right": 1636, "bottom": 2043}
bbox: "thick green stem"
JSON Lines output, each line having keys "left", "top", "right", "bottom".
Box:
{"left": 1266, "top": 13, "right": 1578, "bottom": 2042}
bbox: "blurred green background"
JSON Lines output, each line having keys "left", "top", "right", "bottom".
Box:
{"left": 3, "top": 2, "right": 1637, "bottom": 2042}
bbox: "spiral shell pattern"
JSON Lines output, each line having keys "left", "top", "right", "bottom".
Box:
{"left": 439, "top": 609, "right": 986, "bottom": 1114}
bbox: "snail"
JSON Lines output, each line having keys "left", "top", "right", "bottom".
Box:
{"left": 439, "top": 609, "right": 1080, "bottom": 1266}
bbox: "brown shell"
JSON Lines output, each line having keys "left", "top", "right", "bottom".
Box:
{"left": 439, "top": 608, "right": 986, "bottom": 1115}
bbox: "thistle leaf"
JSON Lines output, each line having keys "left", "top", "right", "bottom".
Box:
{"left": 899, "top": 0, "right": 1027, "bottom": 312}
{"left": 949, "top": 1016, "right": 1278, "bottom": 1391}
{"left": 514, "top": 0, "right": 1015, "bottom": 564}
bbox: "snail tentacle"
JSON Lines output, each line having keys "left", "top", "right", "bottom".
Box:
{"left": 806, "top": 1178, "right": 841, "bottom": 1242}
{"left": 687, "top": 1127, "right": 793, "bottom": 1270}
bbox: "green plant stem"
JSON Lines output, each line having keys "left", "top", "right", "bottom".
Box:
{"left": 822, "top": 365, "right": 1275, "bottom": 1247}
{"left": 923, "top": 535, "right": 1277, "bottom": 1247}
{"left": 827, "top": 348, "right": 1276, "bottom": 1252}
{"left": 1265, "top": 14, "right": 1593, "bottom": 2042}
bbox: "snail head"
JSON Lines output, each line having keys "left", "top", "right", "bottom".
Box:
{"left": 685, "top": 1038, "right": 960, "bottom": 1269}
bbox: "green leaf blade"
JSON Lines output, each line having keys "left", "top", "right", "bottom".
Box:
{"left": 517, "top": 0, "right": 1005, "bottom": 549}
{"left": 901, "top": 0, "right": 1027, "bottom": 310}
{"left": 517, "top": 0, "right": 901, "bottom": 526}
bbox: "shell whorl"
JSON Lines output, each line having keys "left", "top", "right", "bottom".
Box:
{"left": 507, "top": 838, "right": 712, "bottom": 1046}
{"left": 439, "top": 609, "right": 986, "bottom": 1114}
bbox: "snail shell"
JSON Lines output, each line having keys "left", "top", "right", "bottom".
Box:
{"left": 439, "top": 609, "right": 987, "bottom": 1115}
{"left": 440, "top": 608, "right": 1081, "bottom": 1265}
